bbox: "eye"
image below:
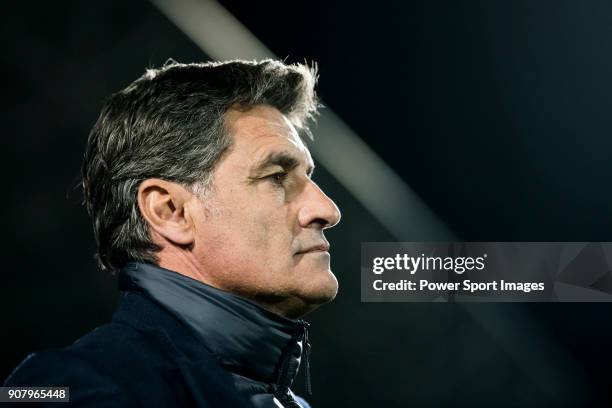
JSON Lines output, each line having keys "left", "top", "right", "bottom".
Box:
{"left": 264, "top": 171, "right": 288, "bottom": 186}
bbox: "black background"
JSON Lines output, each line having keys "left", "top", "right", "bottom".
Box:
{"left": 4, "top": 1, "right": 612, "bottom": 406}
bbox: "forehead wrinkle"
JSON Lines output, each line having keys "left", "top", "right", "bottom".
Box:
{"left": 250, "top": 150, "right": 302, "bottom": 175}
{"left": 229, "top": 107, "right": 314, "bottom": 176}
{"left": 248, "top": 137, "right": 313, "bottom": 175}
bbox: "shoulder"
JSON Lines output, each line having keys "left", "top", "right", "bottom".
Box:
{"left": 4, "top": 346, "right": 137, "bottom": 406}
{"left": 4, "top": 322, "right": 186, "bottom": 406}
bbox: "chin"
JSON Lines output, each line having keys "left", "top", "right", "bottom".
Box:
{"left": 301, "top": 270, "right": 339, "bottom": 305}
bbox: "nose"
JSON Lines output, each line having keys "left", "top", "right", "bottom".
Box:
{"left": 298, "top": 181, "right": 341, "bottom": 229}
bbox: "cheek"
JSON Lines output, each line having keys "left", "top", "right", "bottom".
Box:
{"left": 198, "top": 185, "right": 298, "bottom": 265}
{"left": 241, "top": 206, "right": 289, "bottom": 253}
{"left": 232, "top": 189, "right": 293, "bottom": 239}
{"left": 206, "top": 200, "right": 289, "bottom": 257}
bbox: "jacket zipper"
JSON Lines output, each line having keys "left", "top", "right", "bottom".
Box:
{"left": 300, "top": 320, "right": 312, "bottom": 396}
{"left": 272, "top": 320, "right": 312, "bottom": 406}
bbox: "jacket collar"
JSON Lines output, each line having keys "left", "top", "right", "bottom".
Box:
{"left": 118, "top": 262, "right": 309, "bottom": 390}
{"left": 111, "top": 290, "right": 250, "bottom": 407}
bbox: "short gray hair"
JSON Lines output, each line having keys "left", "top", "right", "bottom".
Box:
{"left": 81, "top": 59, "right": 319, "bottom": 273}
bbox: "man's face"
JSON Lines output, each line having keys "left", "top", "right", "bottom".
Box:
{"left": 189, "top": 105, "right": 341, "bottom": 316}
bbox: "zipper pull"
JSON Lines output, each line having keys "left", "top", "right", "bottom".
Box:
{"left": 301, "top": 321, "right": 312, "bottom": 396}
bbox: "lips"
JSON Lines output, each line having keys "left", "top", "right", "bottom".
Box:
{"left": 296, "top": 243, "right": 330, "bottom": 255}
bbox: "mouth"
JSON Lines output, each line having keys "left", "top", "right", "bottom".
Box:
{"left": 295, "top": 243, "right": 330, "bottom": 255}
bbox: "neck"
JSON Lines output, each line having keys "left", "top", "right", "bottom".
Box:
{"left": 158, "top": 254, "right": 312, "bottom": 318}
{"left": 158, "top": 249, "right": 215, "bottom": 285}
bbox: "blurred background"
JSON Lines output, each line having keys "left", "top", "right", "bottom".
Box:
{"left": 4, "top": 0, "right": 612, "bottom": 406}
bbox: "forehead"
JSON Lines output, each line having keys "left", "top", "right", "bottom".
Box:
{"left": 224, "top": 105, "right": 313, "bottom": 166}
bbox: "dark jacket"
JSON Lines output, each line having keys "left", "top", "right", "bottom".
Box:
{"left": 4, "top": 263, "right": 312, "bottom": 407}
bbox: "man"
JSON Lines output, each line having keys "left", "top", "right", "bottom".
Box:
{"left": 5, "top": 60, "right": 341, "bottom": 407}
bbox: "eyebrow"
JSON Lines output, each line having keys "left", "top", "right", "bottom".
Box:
{"left": 250, "top": 151, "right": 315, "bottom": 177}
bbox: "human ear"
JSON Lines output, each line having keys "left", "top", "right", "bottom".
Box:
{"left": 137, "top": 178, "right": 195, "bottom": 246}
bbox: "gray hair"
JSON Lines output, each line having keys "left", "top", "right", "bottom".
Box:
{"left": 81, "top": 59, "right": 319, "bottom": 273}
